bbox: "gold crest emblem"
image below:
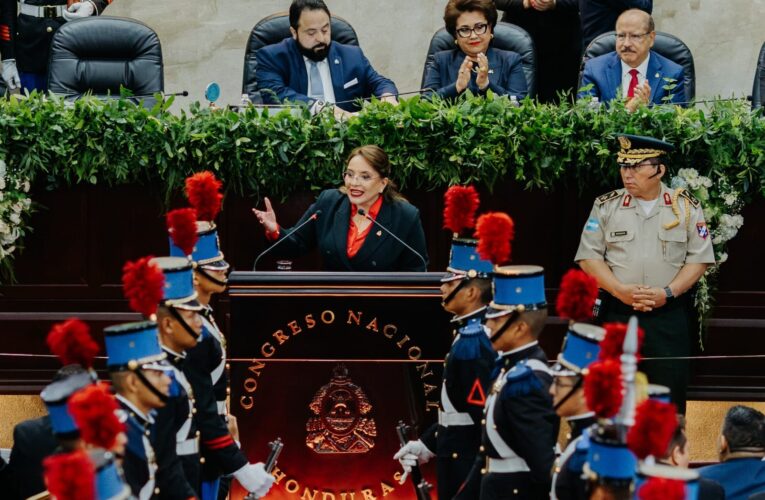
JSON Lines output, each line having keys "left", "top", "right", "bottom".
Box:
{"left": 618, "top": 136, "right": 632, "bottom": 150}
{"left": 306, "top": 365, "right": 377, "bottom": 454}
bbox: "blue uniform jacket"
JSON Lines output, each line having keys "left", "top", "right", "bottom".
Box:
{"left": 255, "top": 37, "right": 398, "bottom": 112}
{"left": 578, "top": 50, "right": 685, "bottom": 105}
{"left": 422, "top": 47, "right": 528, "bottom": 99}
{"left": 699, "top": 457, "right": 765, "bottom": 500}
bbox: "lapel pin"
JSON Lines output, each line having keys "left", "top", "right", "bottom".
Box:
{"left": 334, "top": 58, "right": 340, "bottom": 65}
{"left": 376, "top": 230, "right": 382, "bottom": 237}
{"left": 655, "top": 72, "right": 660, "bottom": 78}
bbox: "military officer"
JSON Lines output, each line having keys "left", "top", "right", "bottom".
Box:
{"left": 457, "top": 264, "right": 559, "bottom": 499}
{"left": 550, "top": 322, "right": 604, "bottom": 500}
{"left": 575, "top": 134, "right": 715, "bottom": 413}
{"left": 395, "top": 232, "right": 496, "bottom": 500}
{"left": 152, "top": 256, "right": 206, "bottom": 499}
{"left": 104, "top": 320, "right": 172, "bottom": 499}
{"left": 0, "top": 0, "right": 111, "bottom": 92}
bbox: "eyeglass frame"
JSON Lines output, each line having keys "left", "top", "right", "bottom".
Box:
{"left": 456, "top": 22, "right": 489, "bottom": 39}
{"left": 615, "top": 31, "right": 653, "bottom": 43}
{"left": 342, "top": 170, "right": 381, "bottom": 183}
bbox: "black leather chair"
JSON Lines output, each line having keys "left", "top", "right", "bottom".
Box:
{"left": 420, "top": 22, "right": 537, "bottom": 98}
{"left": 752, "top": 41, "right": 765, "bottom": 109}
{"left": 242, "top": 12, "right": 359, "bottom": 100}
{"left": 47, "top": 16, "right": 163, "bottom": 105}
{"left": 580, "top": 31, "right": 695, "bottom": 102}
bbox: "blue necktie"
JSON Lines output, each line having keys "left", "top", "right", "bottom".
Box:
{"left": 309, "top": 61, "right": 324, "bottom": 100}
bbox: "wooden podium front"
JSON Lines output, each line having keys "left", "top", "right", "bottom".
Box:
{"left": 228, "top": 271, "right": 452, "bottom": 499}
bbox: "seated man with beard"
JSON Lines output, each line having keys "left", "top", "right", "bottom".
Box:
{"left": 255, "top": 0, "right": 398, "bottom": 117}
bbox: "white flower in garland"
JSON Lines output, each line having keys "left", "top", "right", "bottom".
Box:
{"left": 0, "top": 158, "right": 33, "bottom": 279}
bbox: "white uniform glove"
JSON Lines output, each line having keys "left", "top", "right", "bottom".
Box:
{"left": 2, "top": 59, "right": 21, "bottom": 90}
{"left": 63, "top": 1, "right": 96, "bottom": 20}
{"left": 393, "top": 439, "right": 435, "bottom": 472}
{"left": 233, "top": 462, "right": 275, "bottom": 498}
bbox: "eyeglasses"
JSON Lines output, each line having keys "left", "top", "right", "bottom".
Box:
{"left": 616, "top": 32, "right": 652, "bottom": 42}
{"left": 343, "top": 171, "right": 380, "bottom": 183}
{"left": 456, "top": 23, "right": 488, "bottom": 38}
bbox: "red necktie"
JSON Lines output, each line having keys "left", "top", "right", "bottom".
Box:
{"left": 627, "top": 69, "right": 639, "bottom": 98}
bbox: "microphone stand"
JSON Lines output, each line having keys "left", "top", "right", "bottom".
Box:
{"left": 253, "top": 210, "right": 321, "bottom": 271}
{"left": 358, "top": 208, "right": 427, "bottom": 269}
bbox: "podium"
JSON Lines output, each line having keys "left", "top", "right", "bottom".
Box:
{"left": 228, "top": 271, "right": 452, "bottom": 499}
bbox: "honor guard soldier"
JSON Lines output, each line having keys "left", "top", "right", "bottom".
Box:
{"left": 6, "top": 318, "right": 98, "bottom": 499}
{"left": 152, "top": 252, "right": 206, "bottom": 499}
{"left": 549, "top": 269, "right": 603, "bottom": 500}
{"left": 1, "top": 0, "right": 111, "bottom": 92}
{"left": 169, "top": 172, "right": 275, "bottom": 500}
{"left": 395, "top": 184, "right": 497, "bottom": 500}
{"left": 89, "top": 448, "right": 133, "bottom": 500}
{"left": 457, "top": 212, "right": 559, "bottom": 499}
{"left": 549, "top": 324, "right": 604, "bottom": 500}
{"left": 575, "top": 134, "right": 715, "bottom": 414}
{"left": 104, "top": 319, "right": 172, "bottom": 499}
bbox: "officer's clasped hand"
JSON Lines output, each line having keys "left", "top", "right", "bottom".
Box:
{"left": 63, "top": 1, "right": 96, "bottom": 20}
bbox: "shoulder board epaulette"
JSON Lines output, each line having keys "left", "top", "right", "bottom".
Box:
{"left": 679, "top": 189, "right": 700, "bottom": 208}
{"left": 596, "top": 190, "right": 622, "bottom": 205}
{"left": 500, "top": 362, "right": 543, "bottom": 399}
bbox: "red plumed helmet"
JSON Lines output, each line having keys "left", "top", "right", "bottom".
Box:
{"left": 167, "top": 208, "right": 199, "bottom": 257}
{"left": 637, "top": 477, "right": 686, "bottom": 500}
{"left": 584, "top": 359, "right": 623, "bottom": 418}
{"left": 443, "top": 185, "right": 480, "bottom": 236}
{"left": 122, "top": 256, "right": 165, "bottom": 318}
{"left": 185, "top": 171, "right": 223, "bottom": 221}
{"left": 627, "top": 399, "right": 678, "bottom": 460}
{"left": 556, "top": 269, "right": 599, "bottom": 322}
{"left": 474, "top": 212, "right": 515, "bottom": 266}
{"left": 68, "top": 382, "right": 125, "bottom": 450}
{"left": 43, "top": 450, "right": 95, "bottom": 500}
{"left": 46, "top": 318, "right": 98, "bottom": 369}
{"left": 598, "top": 322, "right": 645, "bottom": 361}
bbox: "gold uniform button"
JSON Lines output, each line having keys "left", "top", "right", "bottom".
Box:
{"left": 196, "top": 431, "right": 201, "bottom": 437}
{"left": 481, "top": 419, "right": 486, "bottom": 425}
{"left": 155, "top": 487, "right": 161, "bottom": 495}
{"left": 493, "top": 425, "right": 497, "bottom": 430}
{"left": 479, "top": 446, "right": 485, "bottom": 452}
{"left": 226, "top": 363, "right": 231, "bottom": 370}
{"left": 513, "top": 489, "right": 518, "bottom": 495}
{"left": 192, "top": 408, "right": 197, "bottom": 414}
{"left": 226, "top": 388, "right": 231, "bottom": 395}
{"left": 452, "top": 452, "right": 458, "bottom": 459}
{"left": 144, "top": 430, "right": 150, "bottom": 437}
{"left": 200, "top": 457, "right": 206, "bottom": 464}
{"left": 46, "top": 26, "right": 53, "bottom": 33}
{"left": 480, "top": 468, "right": 487, "bottom": 475}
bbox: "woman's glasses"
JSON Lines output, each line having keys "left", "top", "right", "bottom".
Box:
{"left": 456, "top": 23, "right": 488, "bottom": 39}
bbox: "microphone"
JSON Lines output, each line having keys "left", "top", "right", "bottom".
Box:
{"left": 167, "top": 90, "right": 190, "bottom": 97}
{"left": 253, "top": 210, "right": 322, "bottom": 271}
{"left": 357, "top": 208, "right": 427, "bottom": 270}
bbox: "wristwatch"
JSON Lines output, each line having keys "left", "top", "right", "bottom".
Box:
{"left": 664, "top": 286, "right": 674, "bottom": 300}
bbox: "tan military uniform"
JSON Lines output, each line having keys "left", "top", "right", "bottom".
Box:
{"left": 575, "top": 182, "right": 715, "bottom": 286}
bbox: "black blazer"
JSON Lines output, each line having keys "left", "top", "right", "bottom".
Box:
{"left": 271, "top": 189, "right": 428, "bottom": 271}
{"left": 7, "top": 416, "right": 59, "bottom": 500}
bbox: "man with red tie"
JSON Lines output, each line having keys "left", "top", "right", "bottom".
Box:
{"left": 577, "top": 9, "right": 685, "bottom": 111}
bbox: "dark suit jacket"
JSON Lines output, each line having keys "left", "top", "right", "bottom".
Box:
{"left": 496, "top": 0, "right": 581, "bottom": 102}
{"left": 271, "top": 189, "right": 428, "bottom": 271}
{"left": 578, "top": 50, "right": 685, "bottom": 105}
{"left": 579, "top": 0, "right": 653, "bottom": 49}
{"left": 255, "top": 38, "right": 398, "bottom": 112}
{"left": 700, "top": 457, "right": 765, "bottom": 500}
{"left": 6, "top": 416, "right": 59, "bottom": 500}
{"left": 422, "top": 47, "right": 528, "bottom": 99}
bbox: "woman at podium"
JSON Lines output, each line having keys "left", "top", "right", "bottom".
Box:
{"left": 253, "top": 145, "right": 428, "bottom": 271}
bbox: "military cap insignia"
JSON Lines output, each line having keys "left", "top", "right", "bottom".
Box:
{"left": 306, "top": 365, "right": 376, "bottom": 454}
{"left": 679, "top": 189, "right": 700, "bottom": 208}
{"left": 618, "top": 136, "right": 632, "bottom": 150}
{"left": 596, "top": 190, "right": 621, "bottom": 205}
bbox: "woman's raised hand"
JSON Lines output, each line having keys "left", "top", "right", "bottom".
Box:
{"left": 456, "top": 56, "right": 473, "bottom": 93}
{"left": 252, "top": 197, "right": 279, "bottom": 234}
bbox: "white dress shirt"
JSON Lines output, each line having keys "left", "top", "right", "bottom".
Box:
{"left": 621, "top": 54, "right": 650, "bottom": 97}
{"left": 304, "top": 56, "right": 336, "bottom": 104}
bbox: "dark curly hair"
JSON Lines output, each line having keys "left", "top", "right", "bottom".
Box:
{"left": 443, "top": 0, "right": 498, "bottom": 39}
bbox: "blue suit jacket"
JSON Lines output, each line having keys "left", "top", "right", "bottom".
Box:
{"left": 255, "top": 38, "right": 398, "bottom": 112}
{"left": 699, "top": 457, "right": 765, "bottom": 500}
{"left": 578, "top": 50, "right": 686, "bottom": 105}
{"left": 422, "top": 47, "right": 528, "bottom": 99}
